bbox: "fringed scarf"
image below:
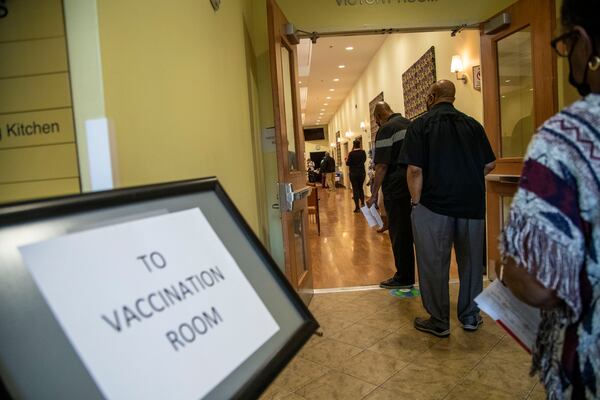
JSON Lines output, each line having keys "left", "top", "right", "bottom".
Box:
{"left": 501, "top": 94, "right": 600, "bottom": 399}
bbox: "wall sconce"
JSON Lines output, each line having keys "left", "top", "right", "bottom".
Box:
{"left": 336, "top": 137, "right": 342, "bottom": 143}
{"left": 330, "top": 142, "right": 336, "bottom": 147}
{"left": 359, "top": 121, "right": 367, "bottom": 133}
{"left": 451, "top": 55, "right": 467, "bottom": 84}
{"left": 345, "top": 130, "right": 353, "bottom": 139}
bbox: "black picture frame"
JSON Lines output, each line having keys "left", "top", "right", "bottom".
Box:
{"left": 0, "top": 177, "right": 319, "bottom": 400}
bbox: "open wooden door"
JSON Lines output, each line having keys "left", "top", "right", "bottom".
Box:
{"left": 267, "top": 0, "right": 313, "bottom": 304}
{"left": 481, "top": 0, "right": 557, "bottom": 278}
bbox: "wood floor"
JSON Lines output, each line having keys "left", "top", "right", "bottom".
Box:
{"left": 308, "top": 186, "right": 459, "bottom": 289}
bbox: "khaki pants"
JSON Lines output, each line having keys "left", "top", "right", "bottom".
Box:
{"left": 326, "top": 173, "right": 336, "bottom": 190}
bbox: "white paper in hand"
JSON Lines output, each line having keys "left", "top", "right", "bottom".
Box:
{"left": 369, "top": 205, "right": 384, "bottom": 228}
{"left": 475, "top": 280, "right": 541, "bottom": 353}
{"left": 360, "top": 206, "right": 377, "bottom": 227}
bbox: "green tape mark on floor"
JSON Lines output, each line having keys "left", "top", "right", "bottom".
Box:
{"left": 390, "top": 287, "right": 421, "bottom": 298}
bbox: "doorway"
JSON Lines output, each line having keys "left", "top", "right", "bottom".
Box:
{"left": 267, "top": 0, "right": 560, "bottom": 292}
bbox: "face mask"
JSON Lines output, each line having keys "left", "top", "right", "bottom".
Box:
{"left": 425, "top": 94, "right": 434, "bottom": 111}
{"left": 567, "top": 34, "right": 593, "bottom": 97}
{"left": 569, "top": 55, "right": 592, "bottom": 96}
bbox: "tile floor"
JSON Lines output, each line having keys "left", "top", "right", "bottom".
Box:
{"left": 260, "top": 284, "right": 546, "bottom": 400}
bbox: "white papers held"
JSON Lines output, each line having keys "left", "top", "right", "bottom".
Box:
{"left": 475, "top": 280, "right": 541, "bottom": 353}
{"left": 361, "top": 205, "right": 384, "bottom": 228}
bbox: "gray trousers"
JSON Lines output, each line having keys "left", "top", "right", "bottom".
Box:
{"left": 411, "top": 205, "right": 484, "bottom": 329}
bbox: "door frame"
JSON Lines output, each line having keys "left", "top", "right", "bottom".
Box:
{"left": 267, "top": 0, "right": 313, "bottom": 302}
{"left": 481, "top": 0, "right": 557, "bottom": 277}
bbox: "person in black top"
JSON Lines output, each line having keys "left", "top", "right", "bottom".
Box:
{"left": 346, "top": 139, "right": 367, "bottom": 212}
{"left": 366, "top": 102, "right": 415, "bottom": 290}
{"left": 398, "top": 80, "right": 496, "bottom": 338}
{"left": 320, "top": 152, "right": 336, "bottom": 191}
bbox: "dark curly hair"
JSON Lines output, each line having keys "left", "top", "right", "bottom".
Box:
{"left": 561, "top": 0, "right": 600, "bottom": 46}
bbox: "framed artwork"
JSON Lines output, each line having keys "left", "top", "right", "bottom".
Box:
{"left": 369, "top": 92, "right": 384, "bottom": 143}
{"left": 402, "top": 46, "right": 437, "bottom": 120}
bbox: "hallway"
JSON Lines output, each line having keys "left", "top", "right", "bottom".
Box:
{"left": 309, "top": 187, "right": 395, "bottom": 289}
{"left": 260, "top": 285, "right": 545, "bottom": 400}
{"left": 309, "top": 187, "right": 459, "bottom": 289}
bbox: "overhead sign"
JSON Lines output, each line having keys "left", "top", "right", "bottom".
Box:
{"left": 20, "top": 208, "right": 280, "bottom": 400}
{"left": 336, "top": 0, "right": 439, "bottom": 5}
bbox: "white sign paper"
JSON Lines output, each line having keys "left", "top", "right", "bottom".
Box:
{"left": 20, "top": 208, "right": 280, "bottom": 400}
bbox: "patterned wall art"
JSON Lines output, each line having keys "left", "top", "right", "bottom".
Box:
{"left": 402, "top": 46, "right": 437, "bottom": 120}
{"left": 369, "top": 92, "right": 384, "bottom": 144}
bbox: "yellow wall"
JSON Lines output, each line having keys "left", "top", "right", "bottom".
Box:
{"left": 328, "top": 30, "right": 483, "bottom": 191}
{"left": 95, "top": 0, "right": 266, "bottom": 240}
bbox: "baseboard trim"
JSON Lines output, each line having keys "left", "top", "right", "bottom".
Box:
{"left": 311, "top": 278, "right": 490, "bottom": 294}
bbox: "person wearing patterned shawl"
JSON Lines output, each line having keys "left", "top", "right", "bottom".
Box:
{"left": 499, "top": 0, "right": 600, "bottom": 398}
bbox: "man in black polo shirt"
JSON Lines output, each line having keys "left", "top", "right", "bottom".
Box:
{"left": 367, "top": 102, "right": 414, "bottom": 289}
{"left": 398, "top": 80, "right": 496, "bottom": 337}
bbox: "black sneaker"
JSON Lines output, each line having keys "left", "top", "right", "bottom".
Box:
{"left": 379, "top": 278, "right": 413, "bottom": 290}
{"left": 414, "top": 317, "right": 450, "bottom": 338}
{"left": 462, "top": 315, "right": 483, "bottom": 332}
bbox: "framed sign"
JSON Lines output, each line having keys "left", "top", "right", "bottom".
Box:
{"left": 0, "top": 178, "right": 318, "bottom": 400}
{"left": 473, "top": 65, "right": 482, "bottom": 91}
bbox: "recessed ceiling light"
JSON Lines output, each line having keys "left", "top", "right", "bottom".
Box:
{"left": 505, "top": 80, "right": 511, "bottom": 83}
{"left": 338, "top": 65, "right": 346, "bottom": 69}
{"left": 326, "top": 96, "right": 332, "bottom": 99}
{"left": 529, "top": 88, "right": 534, "bottom": 91}
{"left": 345, "top": 46, "right": 354, "bottom": 51}
{"left": 502, "top": 95, "right": 506, "bottom": 98}
{"left": 333, "top": 78, "right": 340, "bottom": 82}
{"left": 299, "top": 81, "right": 302, "bottom": 84}
{"left": 329, "top": 89, "right": 335, "bottom": 92}
{"left": 323, "top": 103, "right": 329, "bottom": 106}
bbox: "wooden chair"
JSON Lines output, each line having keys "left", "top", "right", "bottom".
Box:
{"left": 307, "top": 186, "right": 320, "bottom": 236}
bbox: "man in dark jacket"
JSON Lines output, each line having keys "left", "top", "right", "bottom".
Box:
{"left": 321, "top": 152, "right": 336, "bottom": 191}
{"left": 367, "top": 102, "right": 415, "bottom": 289}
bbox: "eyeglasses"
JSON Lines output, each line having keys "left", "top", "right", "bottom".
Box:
{"left": 551, "top": 30, "right": 579, "bottom": 57}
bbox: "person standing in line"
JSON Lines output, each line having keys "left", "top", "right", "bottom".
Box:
{"left": 399, "top": 80, "right": 496, "bottom": 337}
{"left": 319, "top": 153, "right": 331, "bottom": 189}
{"left": 367, "top": 102, "right": 415, "bottom": 289}
{"left": 499, "top": 0, "right": 600, "bottom": 397}
{"left": 346, "top": 139, "right": 367, "bottom": 212}
{"left": 325, "top": 152, "right": 336, "bottom": 191}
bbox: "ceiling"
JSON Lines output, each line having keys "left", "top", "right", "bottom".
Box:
{"left": 298, "top": 35, "right": 387, "bottom": 128}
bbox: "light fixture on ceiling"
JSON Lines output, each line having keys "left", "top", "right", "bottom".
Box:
{"left": 329, "top": 88, "right": 335, "bottom": 92}
{"left": 326, "top": 96, "right": 332, "bottom": 99}
{"left": 450, "top": 55, "right": 467, "bottom": 84}
{"left": 345, "top": 46, "right": 354, "bottom": 51}
{"left": 321, "top": 109, "right": 325, "bottom": 111}
{"left": 299, "top": 81, "right": 302, "bottom": 84}
{"left": 333, "top": 78, "right": 340, "bottom": 82}
{"left": 338, "top": 65, "right": 346, "bottom": 69}
{"left": 323, "top": 103, "right": 328, "bottom": 106}
{"left": 505, "top": 80, "right": 511, "bottom": 83}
